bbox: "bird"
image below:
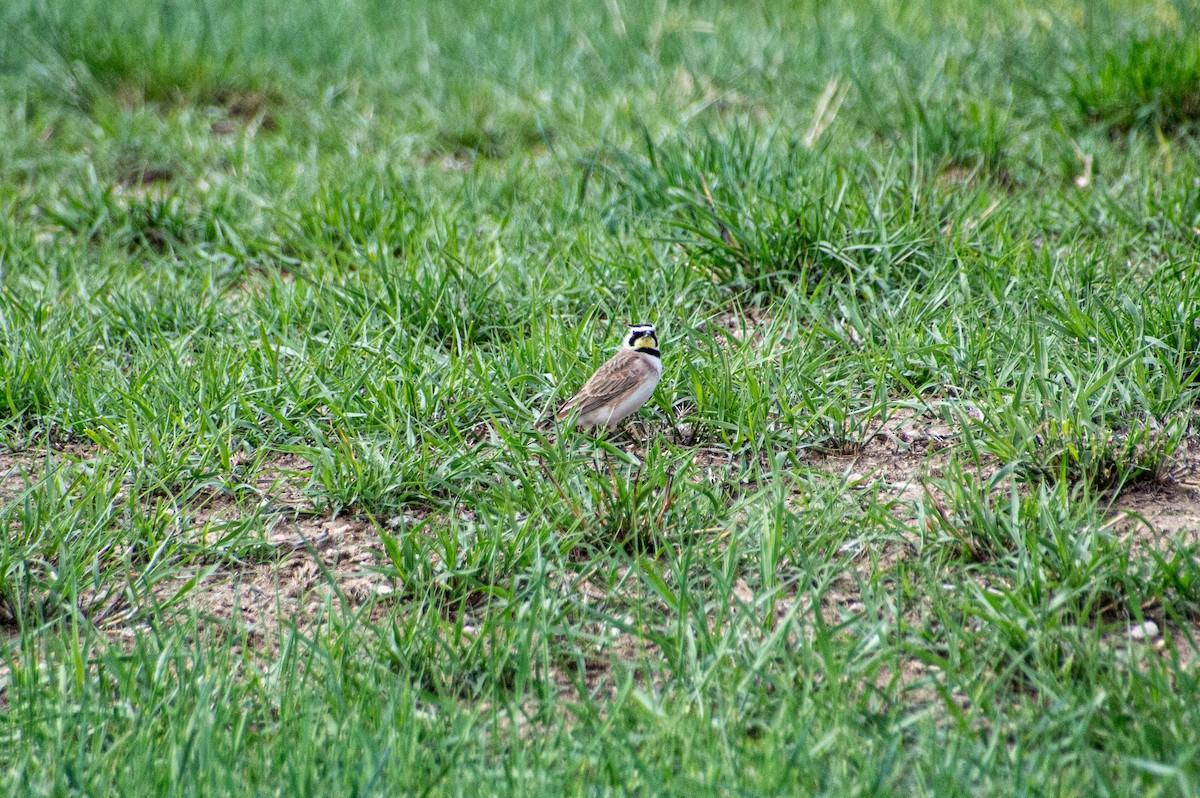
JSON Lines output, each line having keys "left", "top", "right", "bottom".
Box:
{"left": 557, "top": 323, "right": 662, "bottom": 429}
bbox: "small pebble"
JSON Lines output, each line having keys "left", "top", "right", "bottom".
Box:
{"left": 1129, "top": 621, "right": 1160, "bottom": 642}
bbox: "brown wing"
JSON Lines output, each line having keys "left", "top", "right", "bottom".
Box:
{"left": 557, "top": 354, "right": 654, "bottom": 420}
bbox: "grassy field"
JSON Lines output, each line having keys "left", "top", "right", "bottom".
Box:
{"left": 2, "top": 0, "right": 1200, "bottom": 793}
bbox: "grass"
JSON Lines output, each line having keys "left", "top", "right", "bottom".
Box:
{"left": 2, "top": 0, "right": 1200, "bottom": 794}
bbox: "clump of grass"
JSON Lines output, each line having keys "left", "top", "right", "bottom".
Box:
{"left": 283, "top": 183, "right": 422, "bottom": 263}
{"left": 0, "top": 456, "right": 185, "bottom": 625}
{"left": 963, "top": 382, "right": 1185, "bottom": 489}
{"left": 924, "top": 467, "right": 1159, "bottom": 694}
{"left": 580, "top": 455, "right": 672, "bottom": 555}
{"left": 25, "top": 0, "right": 281, "bottom": 123}
{"left": 959, "top": 309, "right": 1191, "bottom": 489}
{"left": 598, "top": 127, "right": 852, "bottom": 300}
{"left": 377, "top": 603, "right": 523, "bottom": 701}
{"left": 40, "top": 183, "right": 236, "bottom": 255}
{"left": 901, "top": 92, "right": 1016, "bottom": 182}
{"left": 300, "top": 433, "right": 448, "bottom": 516}
{"left": 536, "top": 442, "right": 677, "bottom": 556}
{"left": 283, "top": 187, "right": 520, "bottom": 347}
{"left": 602, "top": 128, "right": 947, "bottom": 303}
{"left": 1069, "top": 32, "right": 1200, "bottom": 136}
{"left": 433, "top": 109, "right": 549, "bottom": 160}
{"left": 922, "top": 463, "right": 1123, "bottom": 580}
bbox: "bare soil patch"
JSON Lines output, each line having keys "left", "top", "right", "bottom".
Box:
{"left": 126, "top": 455, "right": 407, "bottom": 654}
{"left": 713, "top": 306, "right": 773, "bottom": 345}
{"left": 1114, "top": 434, "right": 1200, "bottom": 557}
{"left": 0, "top": 450, "right": 54, "bottom": 505}
{"left": 143, "top": 514, "right": 395, "bottom": 656}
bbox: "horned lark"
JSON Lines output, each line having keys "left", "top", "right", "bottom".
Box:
{"left": 557, "top": 323, "right": 662, "bottom": 429}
